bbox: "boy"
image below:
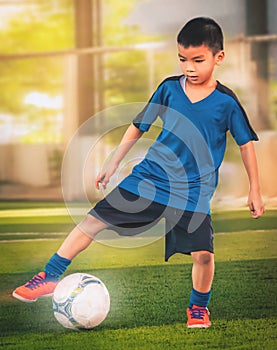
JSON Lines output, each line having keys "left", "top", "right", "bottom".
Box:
{"left": 13, "top": 17, "right": 264, "bottom": 328}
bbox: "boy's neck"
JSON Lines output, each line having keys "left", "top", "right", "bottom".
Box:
{"left": 185, "top": 77, "right": 217, "bottom": 103}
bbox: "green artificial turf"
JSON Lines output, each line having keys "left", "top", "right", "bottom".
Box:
{"left": 0, "top": 204, "right": 276, "bottom": 349}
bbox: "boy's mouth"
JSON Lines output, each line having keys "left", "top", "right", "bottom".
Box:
{"left": 187, "top": 75, "right": 198, "bottom": 81}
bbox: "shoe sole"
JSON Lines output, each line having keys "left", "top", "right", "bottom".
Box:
{"left": 12, "top": 291, "right": 54, "bottom": 303}
{"left": 187, "top": 324, "right": 211, "bottom": 328}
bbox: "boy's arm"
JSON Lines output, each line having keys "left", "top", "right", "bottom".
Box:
{"left": 239, "top": 141, "right": 265, "bottom": 218}
{"left": 95, "top": 124, "right": 144, "bottom": 189}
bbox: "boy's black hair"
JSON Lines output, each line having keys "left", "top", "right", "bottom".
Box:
{"left": 177, "top": 17, "right": 224, "bottom": 55}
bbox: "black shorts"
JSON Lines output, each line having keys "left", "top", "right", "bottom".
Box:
{"left": 88, "top": 187, "right": 214, "bottom": 261}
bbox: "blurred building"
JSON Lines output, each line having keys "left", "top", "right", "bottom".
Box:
{"left": 0, "top": 0, "right": 276, "bottom": 207}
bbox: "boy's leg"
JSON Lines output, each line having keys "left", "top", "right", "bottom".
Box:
{"left": 187, "top": 250, "right": 214, "bottom": 328}
{"left": 12, "top": 187, "right": 167, "bottom": 303}
{"left": 165, "top": 211, "right": 214, "bottom": 328}
{"left": 191, "top": 251, "right": 214, "bottom": 293}
{"left": 57, "top": 215, "right": 108, "bottom": 260}
{"left": 12, "top": 215, "right": 107, "bottom": 302}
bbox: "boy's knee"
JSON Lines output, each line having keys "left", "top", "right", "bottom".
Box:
{"left": 78, "top": 214, "right": 107, "bottom": 239}
{"left": 192, "top": 251, "right": 214, "bottom": 265}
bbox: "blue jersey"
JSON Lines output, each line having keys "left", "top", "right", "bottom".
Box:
{"left": 119, "top": 75, "right": 258, "bottom": 213}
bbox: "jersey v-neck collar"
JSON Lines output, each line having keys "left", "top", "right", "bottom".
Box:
{"left": 177, "top": 75, "right": 218, "bottom": 107}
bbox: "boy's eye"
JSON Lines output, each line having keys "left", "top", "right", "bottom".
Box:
{"left": 179, "top": 58, "right": 186, "bottom": 62}
{"left": 195, "top": 59, "right": 205, "bottom": 63}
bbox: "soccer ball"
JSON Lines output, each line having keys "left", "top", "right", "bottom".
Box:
{"left": 52, "top": 273, "right": 110, "bottom": 330}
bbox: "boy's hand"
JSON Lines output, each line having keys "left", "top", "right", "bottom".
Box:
{"left": 95, "top": 162, "right": 118, "bottom": 190}
{"left": 248, "top": 190, "right": 265, "bottom": 219}
{"left": 239, "top": 141, "right": 264, "bottom": 219}
{"left": 94, "top": 124, "right": 144, "bottom": 190}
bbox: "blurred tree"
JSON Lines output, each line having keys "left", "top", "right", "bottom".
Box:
{"left": 0, "top": 0, "right": 74, "bottom": 115}
{"left": 0, "top": 0, "right": 170, "bottom": 143}
{"left": 102, "top": 0, "right": 167, "bottom": 106}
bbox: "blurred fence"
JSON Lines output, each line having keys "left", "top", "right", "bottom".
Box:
{"left": 0, "top": 35, "right": 276, "bottom": 205}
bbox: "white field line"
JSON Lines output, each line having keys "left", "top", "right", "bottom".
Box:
{"left": 0, "top": 231, "right": 67, "bottom": 243}
{"left": 0, "top": 229, "right": 275, "bottom": 244}
{"left": 0, "top": 208, "right": 87, "bottom": 218}
{"left": 215, "top": 229, "right": 276, "bottom": 235}
{"left": 0, "top": 232, "right": 67, "bottom": 236}
{"left": 0, "top": 232, "right": 68, "bottom": 244}
{"left": 0, "top": 238, "right": 64, "bottom": 243}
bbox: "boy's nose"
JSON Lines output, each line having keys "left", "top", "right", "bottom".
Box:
{"left": 186, "top": 63, "right": 195, "bottom": 72}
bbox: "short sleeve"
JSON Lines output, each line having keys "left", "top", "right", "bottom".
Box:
{"left": 228, "top": 102, "right": 258, "bottom": 146}
{"left": 133, "top": 84, "right": 165, "bottom": 132}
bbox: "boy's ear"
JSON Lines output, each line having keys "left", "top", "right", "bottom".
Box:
{"left": 215, "top": 50, "right": 225, "bottom": 65}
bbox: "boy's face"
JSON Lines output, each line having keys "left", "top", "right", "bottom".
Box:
{"left": 177, "top": 44, "right": 224, "bottom": 86}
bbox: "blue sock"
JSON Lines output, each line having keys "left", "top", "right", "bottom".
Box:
{"left": 189, "top": 288, "right": 211, "bottom": 308}
{"left": 44, "top": 253, "right": 72, "bottom": 279}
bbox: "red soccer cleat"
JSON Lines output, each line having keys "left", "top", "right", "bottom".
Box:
{"left": 12, "top": 272, "right": 58, "bottom": 303}
{"left": 186, "top": 305, "right": 211, "bottom": 328}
